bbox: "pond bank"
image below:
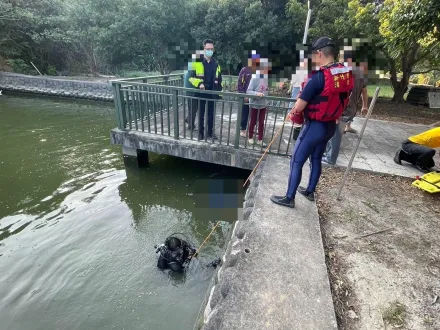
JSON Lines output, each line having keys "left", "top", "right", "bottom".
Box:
{"left": 196, "top": 155, "right": 337, "bottom": 330}
{"left": 0, "top": 72, "right": 113, "bottom": 102}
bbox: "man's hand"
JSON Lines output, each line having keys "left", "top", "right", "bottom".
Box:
{"left": 361, "top": 107, "right": 368, "bottom": 116}
{"left": 199, "top": 84, "right": 205, "bottom": 90}
{"left": 256, "top": 92, "right": 264, "bottom": 97}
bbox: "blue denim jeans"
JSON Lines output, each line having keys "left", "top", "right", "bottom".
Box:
{"left": 288, "top": 87, "right": 301, "bottom": 109}
{"left": 324, "top": 118, "right": 348, "bottom": 165}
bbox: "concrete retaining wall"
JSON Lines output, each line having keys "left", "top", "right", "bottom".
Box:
{"left": 193, "top": 158, "right": 266, "bottom": 330}
{"left": 195, "top": 155, "right": 338, "bottom": 330}
{"left": 0, "top": 72, "right": 114, "bottom": 102}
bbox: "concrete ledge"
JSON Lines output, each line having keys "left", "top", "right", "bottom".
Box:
{"left": 0, "top": 72, "right": 113, "bottom": 102}
{"left": 198, "top": 155, "right": 337, "bottom": 330}
{"left": 110, "top": 128, "right": 265, "bottom": 170}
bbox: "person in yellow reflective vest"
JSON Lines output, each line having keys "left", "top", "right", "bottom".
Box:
{"left": 394, "top": 127, "right": 440, "bottom": 172}
{"left": 188, "top": 39, "right": 223, "bottom": 140}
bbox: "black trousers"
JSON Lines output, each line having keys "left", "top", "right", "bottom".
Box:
{"left": 240, "top": 104, "right": 250, "bottom": 131}
{"left": 185, "top": 97, "right": 199, "bottom": 129}
{"left": 401, "top": 140, "right": 436, "bottom": 168}
{"left": 198, "top": 95, "right": 215, "bottom": 137}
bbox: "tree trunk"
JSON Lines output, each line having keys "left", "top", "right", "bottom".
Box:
{"left": 391, "top": 83, "right": 407, "bottom": 103}
{"left": 389, "top": 44, "right": 419, "bottom": 103}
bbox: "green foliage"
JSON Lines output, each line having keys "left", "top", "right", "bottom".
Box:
{"left": 46, "top": 65, "right": 57, "bottom": 76}
{"left": 0, "top": 0, "right": 438, "bottom": 94}
{"left": 345, "top": 0, "right": 440, "bottom": 102}
{"left": 6, "top": 59, "right": 33, "bottom": 75}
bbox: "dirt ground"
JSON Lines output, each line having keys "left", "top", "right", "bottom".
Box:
{"left": 316, "top": 168, "right": 440, "bottom": 330}
{"left": 358, "top": 98, "right": 440, "bottom": 126}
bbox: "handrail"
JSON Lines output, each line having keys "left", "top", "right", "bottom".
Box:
{"left": 110, "top": 73, "right": 185, "bottom": 83}
{"left": 112, "top": 80, "right": 294, "bottom": 103}
{"left": 111, "top": 75, "right": 297, "bottom": 157}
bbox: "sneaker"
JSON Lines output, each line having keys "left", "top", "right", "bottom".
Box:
{"left": 248, "top": 138, "right": 254, "bottom": 145}
{"left": 198, "top": 134, "right": 204, "bottom": 141}
{"left": 240, "top": 130, "right": 247, "bottom": 138}
{"left": 207, "top": 135, "right": 218, "bottom": 140}
{"left": 322, "top": 158, "right": 334, "bottom": 166}
{"left": 270, "top": 195, "right": 295, "bottom": 208}
{"left": 393, "top": 149, "right": 402, "bottom": 165}
{"left": 256, "top": 140, "right": 266, "bottom": 148}
{"left": 345, "top": 127, "right": 357, "bottom": 134}
{"left": 298, "top": 186, "right": 315, "bottom": 201}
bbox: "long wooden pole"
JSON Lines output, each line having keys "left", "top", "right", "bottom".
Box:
{"left": 336, "top": 87, "right": 380, "bottom": 201}
{"left": 30, "top": 61, "right": 43, "bottom": 76}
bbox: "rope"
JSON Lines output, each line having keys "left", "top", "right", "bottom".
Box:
{"left": 190, "top": 221, "right": 221, "bottom": 259}
{"left": 243, "top": 115, "right": 292, "bottom": 187}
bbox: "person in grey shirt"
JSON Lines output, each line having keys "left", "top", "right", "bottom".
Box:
{"left": 246, "top": 58, "right": 271, "bottom": 146}
{"left": 323, "top": 51, "right": 368, "bottom": 165}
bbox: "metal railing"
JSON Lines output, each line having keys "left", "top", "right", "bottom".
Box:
{"left": 111, "top": 74, "right": 298, "bottom": 155}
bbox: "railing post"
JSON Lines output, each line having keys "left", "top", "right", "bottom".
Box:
{"left": 112, "top": 82, "right": 126, "bottom": 129}
{"left": 172, "top": 89, "right": 179, "bottom": 139}
{"left": 234, "top": 96, "right": 244, "bottom": 148}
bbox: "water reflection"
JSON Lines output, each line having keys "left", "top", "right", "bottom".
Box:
{"left": 0, "top": 94, "right": 247, "bottom": 330}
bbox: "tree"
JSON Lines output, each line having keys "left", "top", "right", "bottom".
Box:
{"left": 347, "top": 0, "right": 440, "bottom": 102}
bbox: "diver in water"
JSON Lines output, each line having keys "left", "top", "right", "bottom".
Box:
{"left": 155, "top": 234, "right": 222, "bottom": 273}
{"left": 155, "top": 235, "right": 197, "bottom": 273}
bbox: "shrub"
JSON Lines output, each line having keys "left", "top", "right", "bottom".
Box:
{"left": 7, "top": 59, "right": 33, "bottom": 75}
{"left": 46, "top": 65, "right": 57, "bottom": 76}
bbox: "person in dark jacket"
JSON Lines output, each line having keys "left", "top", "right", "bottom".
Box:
{"left": 237, "top": 54, "right": 256, "bottom": 137}
{"left": 188, "top": 39, "right": 223, "bottom": 140}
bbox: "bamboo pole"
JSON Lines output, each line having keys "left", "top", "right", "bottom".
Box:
{"left": 336, "top": 87, "right": 380, "bottom": 201}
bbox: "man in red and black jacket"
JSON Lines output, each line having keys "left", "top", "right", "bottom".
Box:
{"left": 271, "top": 37, "right": 353, "bottom": 208}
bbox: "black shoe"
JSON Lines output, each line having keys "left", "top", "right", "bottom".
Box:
{"left": 416, "top": 164, "right": 430, "bottom": 173}
{"left": 270, "top": 195, "right": 295, "bottom": 208}
{"left": 207, "top": 135, "right": 218, "bottom": 140}
{"left": 198, "top": 134, "right": 204, "bottom": 141}
{"left": 394, "top": 149, "right": 402, "bottom": 165}
{"left": 298, "top": 186, "right": 315, "bottom": 201}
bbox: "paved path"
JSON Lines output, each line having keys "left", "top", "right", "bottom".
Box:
{"left": 336, "top": 118, "right": 439, "bottom": 178}
{"left": 202, "top": 155, "right": 337, "bottom": 330}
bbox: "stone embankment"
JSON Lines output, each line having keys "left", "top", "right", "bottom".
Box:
{"left": 195, "top": 155, "right": 338, "bottom": 330}
{"left": 0, "top": 72, "right": 114, "bottom": 101}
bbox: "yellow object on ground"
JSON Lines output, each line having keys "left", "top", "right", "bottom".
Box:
{"left": 412, "top": 171, "right": 440, "bottom": 193}
{"left": 408, "top": 127, "right": 440, "bottom": 148}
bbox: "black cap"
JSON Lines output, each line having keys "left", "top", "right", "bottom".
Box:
{"left": 311, "top": 37, "right": 335, "bottom": 51}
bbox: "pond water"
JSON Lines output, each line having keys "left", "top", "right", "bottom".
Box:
{"left": 0, "top": 94, "right": 247, "bottom": 330}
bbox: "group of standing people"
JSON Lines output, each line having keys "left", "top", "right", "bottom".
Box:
{"left": 184, "top": 39, "right": 271, "bottom": 146}
{"left": 183, "top": 37, "right": 438, "bottom": 210}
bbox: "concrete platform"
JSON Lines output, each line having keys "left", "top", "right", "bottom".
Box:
{"left": 201, "top": 155, "right": 337, "bottom": 330}
{"left": 335, "top": 118, "right": 439, "bottom": 178}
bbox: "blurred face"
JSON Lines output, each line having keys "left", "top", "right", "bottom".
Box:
{"left": 311, "top": 50, "right": 324, "bottom": 67}
{"left": 256, "top": 59, "right": 270, "bottom": 74}
{"left": 360, "top": 61, "right": 368, "bottom": 74}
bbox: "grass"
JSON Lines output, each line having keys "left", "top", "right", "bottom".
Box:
{"left": 368, "top": 83, "right": 395, "bottom": 99}
{"left": 382, "top": 301, "right": 406, "bottom": 327}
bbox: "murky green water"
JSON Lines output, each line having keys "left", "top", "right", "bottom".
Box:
{"left": 0, "top": 94, "right": 247, "bottom": 330}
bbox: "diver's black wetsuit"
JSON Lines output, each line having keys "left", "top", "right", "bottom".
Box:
{"left": 156, "top": 237, "right": 196, "bottom": 273}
